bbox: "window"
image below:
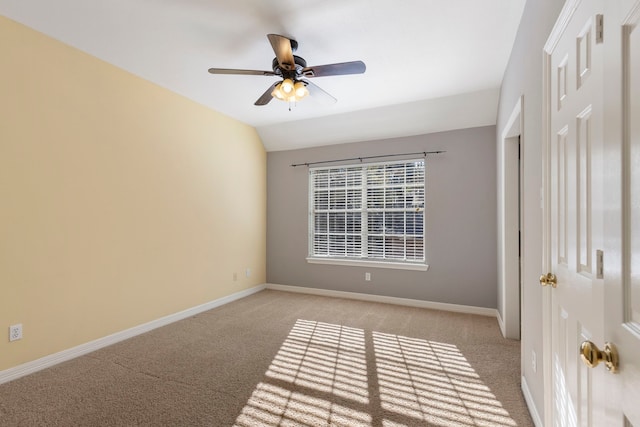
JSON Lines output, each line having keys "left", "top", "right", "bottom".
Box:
{"left": 308, "top": 159, "right": 427, "bottom": 270}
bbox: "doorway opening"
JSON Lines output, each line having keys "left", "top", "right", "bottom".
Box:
{"left": 498, "top": 96, "right": 524, "bottom": 340}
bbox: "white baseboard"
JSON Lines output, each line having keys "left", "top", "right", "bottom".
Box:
{"left": 521, "top": 375, "right": 543, "bottom": 427}
{"left": 0, "top": 284, "right": 266, "bottom": 385}
{"left": 1, "top": 283, "right": 498, "bottom": 386}
{"left": 265, "top": 283, "right": 498, "bottom": 317}
{"left": 496, "top": 310, "right": 507, "bottom": 338}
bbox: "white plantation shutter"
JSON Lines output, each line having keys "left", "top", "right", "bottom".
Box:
{"left": 309, "top": 159, "right": 425, "bottom": 264}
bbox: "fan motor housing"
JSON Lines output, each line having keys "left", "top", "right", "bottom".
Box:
{"left": 272, "top": 55, "right": 307, "bottom": 79}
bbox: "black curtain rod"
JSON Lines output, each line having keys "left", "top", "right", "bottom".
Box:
{"left": 290, "top": 150, "right": 445, "bottom": 167}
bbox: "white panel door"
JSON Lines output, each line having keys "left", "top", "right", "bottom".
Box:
{"left": 603, "top": 1, "right": 640, "bottom": 426}
{"left": 546, "top": 0, "right": 606, "bottom": 425}
{"left": 546, "top": 1, "right": 640, "bottom": 426}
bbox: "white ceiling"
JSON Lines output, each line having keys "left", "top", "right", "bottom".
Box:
{"left": 0, "top": 0, "right": 525, "bottom": 151}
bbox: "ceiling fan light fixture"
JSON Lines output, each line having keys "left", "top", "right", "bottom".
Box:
{"left": 281, "top": 78, "right": 294, "bottom": 94}
{"left": 271, "top": 83, "right": 285, "bottom": 100}
{"left": 294, "top": 81, "right": 309, "bottom": 99}
{"left": 209, "top": 34, "right": 366, "bottom": 107}
{"left": 271, "top": 80, "right": 308, "bottom": 103}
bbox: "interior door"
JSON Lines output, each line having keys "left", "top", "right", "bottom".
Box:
{"left": 546, "top": 0, "right": 607, "bottom": 425}
{"left": 603, "top": 1, "right": 640, "bottom": 425}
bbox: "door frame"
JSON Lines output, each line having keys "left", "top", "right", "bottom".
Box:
{"left": 498, "top": 95, "right": 524, "bottom": 340}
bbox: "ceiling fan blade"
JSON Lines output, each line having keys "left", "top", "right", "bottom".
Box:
{"left": 302, "top": 61, "right": 366, "bottom": 77}
{"left": 302, "top": 79, "right": 337, "bottom": 104}
{"left": 267, "top": 34, "right": 296, "bottom": 71}
{"left": 255, "top": 82, "right": 280, "bottom": 106}
{"left": 208, "top": 68, "right": 276, "bottom": 76}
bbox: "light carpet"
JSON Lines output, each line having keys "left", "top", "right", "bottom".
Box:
{"left": 0, "top": 290, "right": 532, "bottom": 426}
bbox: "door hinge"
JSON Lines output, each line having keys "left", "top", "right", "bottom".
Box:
{"left": 596, "top": 14, "right": 604, "bottom": 44}
{"left": 596, "top": 249, "right": 604, "bottom": 279}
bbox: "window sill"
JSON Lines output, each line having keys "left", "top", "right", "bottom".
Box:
{"left": 306, "top": 257, "right": 429, "bottom": 271}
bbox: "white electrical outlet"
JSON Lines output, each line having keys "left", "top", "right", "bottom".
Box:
{"left": 9, "top": 324, "right": 22, "bottom": 342}
{"left": 365, "top": 272, "right": 371, "bottom": 281}
{"left": 245, "top": 268, "right": 251, "bottom": 278}
{"left": 531, "top": 350, "right": 537, "bottom": 373}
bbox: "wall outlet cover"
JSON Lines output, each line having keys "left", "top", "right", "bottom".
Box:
{"left": 9, "top": 324, "right": 22, "bottom": 342}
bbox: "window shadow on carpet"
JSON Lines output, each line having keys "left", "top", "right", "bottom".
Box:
{"left": 234, "top": 319, "right": 517, "bottom": 427}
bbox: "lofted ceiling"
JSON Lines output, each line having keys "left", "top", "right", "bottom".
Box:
{"left": 0, "top": 0, "right": 525, "bottom": 151}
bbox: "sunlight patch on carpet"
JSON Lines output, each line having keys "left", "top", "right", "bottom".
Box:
{"left": 373, "top": 332, "right": 517, "bottom": 426}
{"left": 234, "top": 382, "right": 372, "bottom": 427}
{"left": 265, "top": 319, "right": 369, "bottom": 404}
{"left": 234, "top": 319, "right": 519, "bottom": 427}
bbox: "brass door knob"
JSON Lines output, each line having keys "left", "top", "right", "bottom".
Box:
{"left": 539, "top": 273, "right": 557, "bottom": 288}
{"left": 580, "top": 341, "right": 619, "bottom": 373}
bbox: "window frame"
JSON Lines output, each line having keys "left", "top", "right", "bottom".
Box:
{"left": 306, "top": 158, "right": 429, "bottom": 271}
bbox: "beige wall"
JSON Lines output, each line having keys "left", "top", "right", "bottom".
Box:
{"left": 0, "top": 16, "right": 266, "bottom": 371}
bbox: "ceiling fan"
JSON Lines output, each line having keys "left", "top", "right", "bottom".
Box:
{"left": 208, "top": 34, "right": 366, "bottom": 107}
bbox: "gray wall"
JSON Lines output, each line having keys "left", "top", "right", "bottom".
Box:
{"left": 496, "top": 0, "right": 565, "bottom": 420}
{"left": 267, "top": 126, "right": 497, "bottom": 308}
